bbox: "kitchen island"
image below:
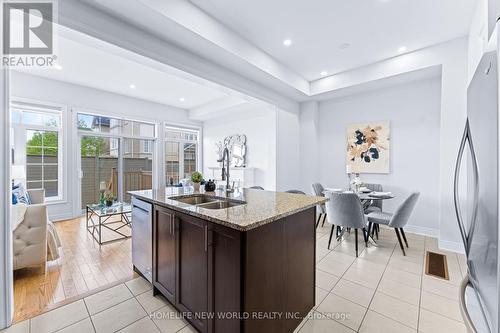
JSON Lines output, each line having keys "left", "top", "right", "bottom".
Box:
{"left": 129, "top": 187, "right": 327, "bottom": 333}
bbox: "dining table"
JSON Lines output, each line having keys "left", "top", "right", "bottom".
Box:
{"left": 323, "top": 188, "right": 396, "bottom": 243}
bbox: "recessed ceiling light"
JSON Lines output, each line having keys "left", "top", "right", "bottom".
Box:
{"left": 379, "top": 0, "right": 391, "bottom": 3}
{"left": 320, "top": 71, "right": 328, "bottom": 76}
{"left": 129, "top": 84, "right": 136, "bottom": 89}
{"left": 398, "top": 46, "right": 407, "bottom": 53}
{"left": 54, "top": 64, "right": 62, "bottom": 70}
{"left": 283, "top": 39, "right": 292, "bottom": 47}
{"left": 179, "top": 97, "right": 185, "bottom": 102}
{"left": 339, "top": 43, "right": 351, "bottom": 50}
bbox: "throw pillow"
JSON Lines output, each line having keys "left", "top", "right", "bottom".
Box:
{"left": 12, "top": 184, "right": 32, "bottom": 205}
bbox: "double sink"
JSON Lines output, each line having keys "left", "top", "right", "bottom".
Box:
{"left": 169, "top": 194, "right": 246, "bottom": 210}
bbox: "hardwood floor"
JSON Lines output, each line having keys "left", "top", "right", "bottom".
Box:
{"left": 13, "top": 216, "right": 136, "bottom": 323}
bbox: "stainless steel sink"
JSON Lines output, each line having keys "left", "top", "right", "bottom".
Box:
{"left": 169, "top": 194, "right": 246, "bottom": 210}
{"left": 197, "top": 200, "right": 245, "bottom": 210}
{"left": 170, "top": 195, "right": 220, "bottom": 205}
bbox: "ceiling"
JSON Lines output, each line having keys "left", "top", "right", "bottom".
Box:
{"left": 15, "top": 26, "right": 251, "bottom": 111}
{"left": 189, "top": 0, "right": 476, "bottom": 81}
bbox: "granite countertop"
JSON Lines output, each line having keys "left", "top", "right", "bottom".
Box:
{"left": 128, "top": 187, "right": 328, "bottom": 231}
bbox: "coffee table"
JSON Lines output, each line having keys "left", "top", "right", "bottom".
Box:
{"left": 86, "top": 202, "right": 132, "bottom": 245}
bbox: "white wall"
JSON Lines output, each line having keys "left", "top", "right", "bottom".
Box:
{"left": 10, "top": 71, "right": 200, "bottom": 221}
{"left": 276, "top": 108, "right": 301, "bottom": 191}
{"left": 318, "top": 77, "right": 442, "bottom": 234}
{"left": 203, "top": 107, "right": 277, "bottom": 190}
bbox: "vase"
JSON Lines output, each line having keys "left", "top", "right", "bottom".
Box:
{"left": 193, "top": 182, "right": 200, "bottom": 191}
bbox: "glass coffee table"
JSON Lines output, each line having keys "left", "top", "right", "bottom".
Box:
{"left": 86, "top": 202, "right": 132, "bottom": 245}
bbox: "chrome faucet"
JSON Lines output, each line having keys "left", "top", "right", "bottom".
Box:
{"left": 217, "top": 148, "right": 233, "bottom": 193}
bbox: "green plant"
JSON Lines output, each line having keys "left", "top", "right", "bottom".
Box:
{"left": 103, "top": 190, "right": 114, "bottom": 202}
{"left": 191, "top": 171, "right": 203, "bottom": 183}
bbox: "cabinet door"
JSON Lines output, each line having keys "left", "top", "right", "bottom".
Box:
{"left": 209, "top": 224, "right": 241, "bottom": 333}
{"left": 153, "top": 206, "right": 177, "bottom": 303}
{"left": 176, "top": 213, "right": 208, "bottom": 333}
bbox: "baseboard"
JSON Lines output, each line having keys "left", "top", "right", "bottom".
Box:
{"left": 438, "top": 239, "right": 465, "bottom": 254}
{"left": 403, "top": 225, "right": 439, "bottom": 238}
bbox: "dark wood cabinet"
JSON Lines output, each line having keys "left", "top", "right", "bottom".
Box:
{"left": 152, "top": 206, "right": 177, "bottom": 303}
{"left": 151, "top": 204, "right": 315, "bottom": 333}
{"left": 176, "top": 213, "right": 209, "bottom": 333}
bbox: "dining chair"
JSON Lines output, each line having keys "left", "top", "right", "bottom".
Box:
{"left": 324, "top": 191, "right": 368, "bottom": 257}
{"left": 311, "top": 183, "right": 327, "bottom": 228}
{"left": 366, "top": 192, "right": 420, "bottom": 256}
{"left": 249, "top": 186, "right": 264, "bottom": 190}
{"left": 363, "top": 183, "right": 384, "bottom": 239}
{"left": 285, "top": 189, "right": 306, "bottom": 195}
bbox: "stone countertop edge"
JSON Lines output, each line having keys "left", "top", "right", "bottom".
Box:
{"left": 128, "top": 188, "right": 328, "bottom": 232}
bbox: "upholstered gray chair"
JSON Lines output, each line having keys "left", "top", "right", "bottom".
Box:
{"left": 364, "top": 183, "right": 383, "bottom": 213}
{"left": 324, "top": 191, "right": 368, "bottom": 257}
{"left": 311, "top": 183, "right": 327, "bottom": 228}
{"left": 249, "top": 186, "right": 264, "bottom": 190}
{"left": 285, "top": 189, "right": 306, "bottom": 195}
{"left": 366, "top": 192, "right": 420, "bottom": 256}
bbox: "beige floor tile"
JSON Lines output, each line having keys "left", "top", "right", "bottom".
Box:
{"left": 117, "top": 317, "right": 160, "bottom": 333}
{"left": 177, "top": 325, "right": 197, "bottom": 333}
{"left": 316, "top": 293, "right": 366, "bottom": 331}
{"left": 332, "top": 279, "right": 375, "bottom": 308}
{"left": 125, "top": 277, "right": 152, "bottom": 296}
{"left": 91, "top": 298, "right": 147, "bottom": 333}
{"left": 84, "top": 284, "right": 133, "bottom": 315}
{"left": 316, "top": 247, "right": 331, "bottom": 262}
{"left": 369, "top": 292, "right": 419, "bottom": 329}
{"left": 151, "top": 305, "right": 188, "bottom": 333}
{"left": 136, "top": 290, "right": 170, "bottom": 314}
{"left": 357, "top": 249, "right": 392, "bottom": 266}
{"left": 420, "top": 291, "right": 463, "bottom": 322}
{"left": 382, "top": 267, "right": 421, "bottom": 289}
{"left": 350, "top": 258, "right": 386, "bottom": 274}
{"left": 56, "top": 318, "right": 95, "bottom": 333}
{"left": 315, "top": 269, "right": 339, "bottom": 291}
{"left": 343, "top": 262, "right": 383, "bottom": 287}
{"left": 419, "top": 309, "right": 467, "bottom": 333}
{"left": 30, "top": 300, "right": 89, "bottom": 333}
{"left": 317, "top": 255, "right": 352, "bottom": 277}
{"left": 0, "top": 320, "right": 29, "bottom": 333}
{"left": 421, "top": 276, "right": 459, "bottom": 301}
{"left": 388, "top": 257, "right": 422, "bottom": 275}
{"left": 359, "top": 310, "right": 416, "bottom": 333}
{"left": 298, "top": 312, "right": 355, "bottom": 333}
{"left": 314, "top": 287, "right": 329, "bottom": 309}
{"left": 377, "top": 278, "right": 420, "bottom": 306}
{"left": 323, "top": 251, "right": 356, "bottom": 265}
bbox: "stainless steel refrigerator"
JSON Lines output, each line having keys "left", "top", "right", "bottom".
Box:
{"left": 456, "top": 49, "right": 500, "bottom": 333}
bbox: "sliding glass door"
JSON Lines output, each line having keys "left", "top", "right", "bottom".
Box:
{"left": 80, "top": 135, "right": 119, "bottom": 208}
{"left": 78, "top": 113, "right": 156, "bottom": 209}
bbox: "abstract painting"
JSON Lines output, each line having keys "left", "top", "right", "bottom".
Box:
{"left": 346, "top": 121, "right": 390, "bottom": 174}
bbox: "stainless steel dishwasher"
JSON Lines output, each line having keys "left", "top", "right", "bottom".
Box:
{"left": 131, "top": 197, "right": 152, "bottom": 283}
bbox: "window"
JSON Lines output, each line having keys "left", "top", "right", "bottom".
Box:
{"left": 11, "top": 101, "right": 63, "bottom": 201}
{"left": 26, "top": 130, "right": 59, "bottom": 197}
{"left": 165, "top": 126, "right": 200, "bottom": 186}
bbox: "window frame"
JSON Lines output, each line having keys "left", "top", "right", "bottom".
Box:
{"left": 10, "top": 98, "right": 66, "bottom": 203}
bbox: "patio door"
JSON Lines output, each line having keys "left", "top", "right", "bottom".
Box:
{"left": 80, "top": 135, "right": 121, "bottom": 209}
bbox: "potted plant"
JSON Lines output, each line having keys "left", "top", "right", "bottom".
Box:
{"left": 104, "top": 190, "right": 115, "bottom": 207}
{"left": 191, "top": 171, "right": 203, "bottom": 191}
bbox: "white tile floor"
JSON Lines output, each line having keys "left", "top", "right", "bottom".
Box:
{"left": 2, "top": 224, "right": 466, "bottom": 333}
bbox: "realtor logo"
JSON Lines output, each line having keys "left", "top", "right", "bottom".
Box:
{"left": 3, "top": 2, "right": 53, "bottom": 54}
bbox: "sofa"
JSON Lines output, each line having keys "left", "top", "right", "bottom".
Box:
{"left": 12, "top": 189, "right": 61, "bottom": 271}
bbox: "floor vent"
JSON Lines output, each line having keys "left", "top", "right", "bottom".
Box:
{"left": 425, "top": 251, "right": 449, "bottom": 280}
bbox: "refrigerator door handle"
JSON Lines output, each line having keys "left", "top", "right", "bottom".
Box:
{"left": 459, "top": 275, "right": 478, "bottom": 333}
{"left": 454, "top": 120, "right": 471, "bottom": 252}
{"left": 465, "top": 125, "right": 480, "bottom": 256}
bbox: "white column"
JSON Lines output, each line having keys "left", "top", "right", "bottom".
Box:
{"left": 299, "top": 101, "right": 320, "bottom": 194}
{"left": 0, "top": 69, "right": 13, "bottom": 329}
